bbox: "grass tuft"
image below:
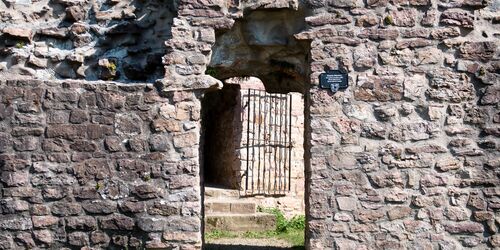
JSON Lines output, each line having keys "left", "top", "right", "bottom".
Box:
{"left": 206, "top": 207, "right": 305, "bottom": 247}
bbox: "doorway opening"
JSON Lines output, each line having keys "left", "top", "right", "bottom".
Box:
{"left": 199, "top": 7, "right": 311, "bottom": 248}
{"left": 201, "top": 77, "right": 306, "bottom": 249}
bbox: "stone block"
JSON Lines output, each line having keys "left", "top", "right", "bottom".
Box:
{"left": 51, "top": 202, "right": 82, "bottom": 216}
{"left": 82, "top": 200, "right": 117, "bottom": 214}
{"left": 354, "top": 75, "right": 404, "bottom": 102}
{"left": 68, "top": 232, "right": 89, "bottom": 246}
{"left": 0, "top": 215, "right": 32, "bottom": 230}
{"left": 443, "top": 221, "right": 484, "bottom": 234}
{"left": 99, "top": 215, "right": 135, "bottom": 230}
{"left": 387, "top": 206, "right": 412, "bottom": 220}
{"left": 32, "top": 216, "right": 59, "bottom": 229}
{"left": 336, "top": 197, "right": 357, "bottom": 211}
{"left": 65, "top": 216, "right": 97, "bottom": 231}
{"left": 46, "top": 124, "right": 86, "bottom": 139}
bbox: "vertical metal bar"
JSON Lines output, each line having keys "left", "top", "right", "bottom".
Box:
{"left": 279, "top": 94, "right": 290, "bottom": 192}
{"left": 256, "top": 90, "right": 262, "bottom": 193}
{"left": 279, "top": 94, "right": 285, "bottom": 193}
{"left": 245, "top": 89, "right": 250, "bottom": 191}
{"left": 273, "top": 94, "right": 281, "bottom": 194}
{"left": 276, "top": 93, "right": 282, "bottom": 194}
{"left": 262, "top": 91, "right": 268, "bottom": 193}
{"left": 268, "top": 94, "right": 279, "bottom": 193}
{"left": 265, "top": 93, "right": 270, "bottom": 193}
{"left": 282, "top": 94, "right": 287, "bottom": 193}
{"left": 251, "top": 89, "right": 256, "bottom": 194}
{"left": 288, "top": 94, "right": 292, "bottom": 191}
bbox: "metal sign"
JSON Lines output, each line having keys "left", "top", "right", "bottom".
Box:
{"left": 320, "top": 70, "right": 348, "bottom": 93}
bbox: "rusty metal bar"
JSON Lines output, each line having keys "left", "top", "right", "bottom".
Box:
{"left": 245, "top": 89, "right": 250, "bottom": 191}
{"left": 288, "top": 94, "right": 292, "bottom": 191}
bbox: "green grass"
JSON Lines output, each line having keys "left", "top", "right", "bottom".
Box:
{"left": 205, "top": 229, "right": 239, "bottom": 239}
{"left": 206, "top": 207, "right": 305, "bottom": 247}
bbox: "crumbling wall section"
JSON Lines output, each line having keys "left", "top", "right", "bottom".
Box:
{"left": 0, "top": 79, "right": 202, "bottom": 249}
{"left": 0, "top": 0, "right": 176, "bottom": 82}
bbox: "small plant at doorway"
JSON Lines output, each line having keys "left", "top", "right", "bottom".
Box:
{"left": 206, "top": 207, "right": 305, "bottom": 247}
{"left": 258, "top": 207, "right": 305, "bottom": 233}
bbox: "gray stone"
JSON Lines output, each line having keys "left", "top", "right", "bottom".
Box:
{"left": 336, "top": 197, "right": 357, "bottom": 211}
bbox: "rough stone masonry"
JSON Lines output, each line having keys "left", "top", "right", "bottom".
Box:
{"left": 0, "top": 0, "right": 499, "bottom": 249}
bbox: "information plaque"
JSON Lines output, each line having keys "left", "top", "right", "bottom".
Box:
{"left": 319, "top": 70, "right": 348, "bottom": 92}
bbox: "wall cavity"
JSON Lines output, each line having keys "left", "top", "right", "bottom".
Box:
{"left": 0, "top": 0, "right": 177, "bottom": 82}
{"left": 208, "top": 8, "right": 311, "bottom": 93}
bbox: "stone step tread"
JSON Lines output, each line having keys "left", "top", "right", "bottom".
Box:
{"left": 205, "top": 201, "right": 257, "bottom": 214}
{"left": 204, "top": 187, "right": 240, "bottom": 198}
{"left": 205, "top": 212, "right": 274, "bottom": 217}
{"left": 205, "top": 213, "right": 276, "bottom": 232}
{"left": 204, "top": 199, "right": 257, "bottom": 204}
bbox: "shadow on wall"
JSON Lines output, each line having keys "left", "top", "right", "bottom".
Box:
{"left": 201, "top": 84, "right": 243, "bottom": 189}
{"left": 207, "top": 8, "right": 311, "bottom": 94}
{"left": 0, "top": 0, "right": 176, "bottom": 83}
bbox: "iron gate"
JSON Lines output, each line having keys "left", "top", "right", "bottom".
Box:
{"left": 242, "top": 89, "right": 292, "bottom": 196}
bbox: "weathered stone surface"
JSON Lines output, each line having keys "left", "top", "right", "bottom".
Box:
{"left": 99, "top": 215, "right": 135, "bottom": 230}
{"left": 306, "top": 13, "right": 352, "bottom": 26}
{"left": 68, "top": 232, "right": 89, "bottom": 246}
{"left": 426, "top": 69, "right": 475, "bottom": 103}
{"left": 32, "top": 216, "right": 59, "bottom": 229}
{"left": 368, "top": 170, "right": 404, "bottom": 188}
{"left": 459, "top": 42, "right": 496, "bottom": 62}
{"left": 137, "top": 216, "right": 168, "bottom": 232}
{"left": 0, "top": 216, "right": 32, "bottom": 230}
{"left": 65, "top": 216, "right": 97, "bottom": 231}
{"left": 82, "top": 200, "right": 117, "bottom": 214}
{"left": 336, "top": 197, "right": 357, "bottom": 211}
{"left": 358, "top": 28, "right": 399, "bottom": 40}
{"left": 443, "top": 221, "right": 484, "bottom": 234}
{"left": 354, "top": 75, "right": 404, "bottom": 102}
{"left": 387, "top": 206, "right": 412, "bottom": 220}
{"left": 51, "top": 202, "right": 82, "bottom": 216}
{"left": 389, "top": 8, "right": 417, "bottom": 27}
{"left": 440, "top": 10, "right": 474, "bottom": 28}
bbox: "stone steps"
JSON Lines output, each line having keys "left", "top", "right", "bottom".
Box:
{"left": 205, "top": 213, "right": 276, "bottom": 232}
{"left": 204, "top": 187, "right": 276, "bottom": 232}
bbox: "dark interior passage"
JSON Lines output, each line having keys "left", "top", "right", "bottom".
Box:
{"left": 201, "top": 85, "right": 243, "bottom": 189}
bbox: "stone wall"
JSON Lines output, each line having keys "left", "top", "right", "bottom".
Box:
{"left": 0, "top": 0, "right": 499, "bottom": 249}
{"left": 298, "top": 0, "right": 500, "bottom": 249}
{"left": 0, "top": 79, "right": 202, "bottom": 249}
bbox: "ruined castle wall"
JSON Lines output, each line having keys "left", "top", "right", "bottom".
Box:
{"left": 0, "top": 79, "right": 203, "bottom": 249}
{"left": 0, "top": 0, "right": 499, "bottom": 249}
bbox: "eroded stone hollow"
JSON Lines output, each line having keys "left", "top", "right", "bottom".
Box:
{"left": 208, "top": 8, "right": 311, "bottom": 94}
{"left": 0, "top": 0, "right": 176, "bottom": 82}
